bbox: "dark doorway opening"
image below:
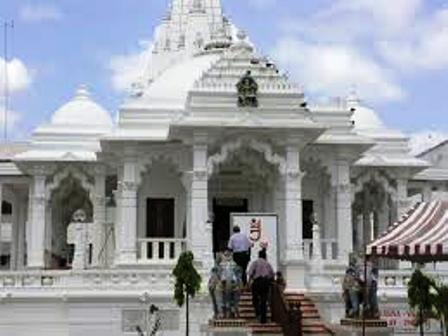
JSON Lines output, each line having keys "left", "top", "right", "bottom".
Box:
{"left": 302, "top": 200, "right": 314, "bottom": 239}
{"left": 146, "top": 198, "right": 175, "bottom": 237}
{"left": 212, "top": 198, "right": 248, "bottom": 253}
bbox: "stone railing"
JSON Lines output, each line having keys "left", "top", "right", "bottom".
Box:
{"left": 302, "top": 239, "right": 338, "bottom": 261}
{"left": 307, "top": 268, "right": 448, "bottom": 295}
{"left": 137, "top": 238, "right": 187, "bottom": 264}
{"left": 0, "top": 269, "right": 176, "bottom": 296}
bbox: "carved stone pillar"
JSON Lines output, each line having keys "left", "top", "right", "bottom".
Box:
{"left": 189, "top": 133, "right": 212, "bottom": 269}
{"left": 16, "top": 196, "right": 27, "bottom": 270}
{"left": 331, "top": 159, "right": 353, "bottom": 263}
{"left": 116, "top": 154, "right": 139, "bottom": 266}
{"left": 282, "top": 142, "right": 306, "bottom": 289}
{"left": 422, "top": 184, "right": 432, "bottom": 202}
{"left": 396, "top": 179, "right": 409, "bottom": 218}
{"left": 0, "top": 183, "right": 3, "bottom": 267}
{"left": 27, "top": 173, "right": 47, "bottom": 268}
{"left": 92, "top": 165, "right": 107, "bottom": 268}
{"left": 284, "top": 143, "right": 304, "bottom": 261}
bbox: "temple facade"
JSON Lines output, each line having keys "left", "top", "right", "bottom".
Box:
{"left": 0, "top": 0, "right": 446, "bottom": 335}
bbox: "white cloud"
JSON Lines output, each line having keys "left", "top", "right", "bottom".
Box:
{"left": 0, "top": 58, "right": 33, "bottom": 93}
{"left": 272, "top": 38, "right": 403, "bottom": 102}
{"left": 272, "top": 0, "right": 448, "bottom": 102}
{"left": 378, "top": 9, "right": 448, "bottom": 71}
{"left": 247, "top": 0, "right": 275, "bottom": 10}
{"left": 108, "top": 42, "right": 152, "bottom": 93}
{"left": 0, "top": 107, "right": 22, "bottom": 136}
{"left": 20, "top": 4, "right": 63, "bottom": 23}
{"left": 409, "top": 131, "right": 448, "bottom": 155}
{"left": 321, "top": 0, "right": 422, "bottom": 36}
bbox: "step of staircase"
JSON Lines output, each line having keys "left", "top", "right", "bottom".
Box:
{"left": 247, "top": 322, "right": 283, "bottom": 335}
{"left": 210, "top": 290, "right": 334, "bottom": 336}
{"left": 284, "top": 292, "right": 334, "bottom": 336}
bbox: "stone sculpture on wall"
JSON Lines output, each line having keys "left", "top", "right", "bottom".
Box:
{"left": 236, "top": 70, "right": 259, "bottom": 108}
{"left": 67, "top": 209, "right": 94, "bottom": 270}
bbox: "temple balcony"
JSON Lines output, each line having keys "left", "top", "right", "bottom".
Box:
{"left": 137, "top": 238, "right": 187, "bottom": 265}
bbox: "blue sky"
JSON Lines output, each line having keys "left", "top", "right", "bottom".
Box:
{"left": 0, "top": 0, "right": 447, "bottom": 152}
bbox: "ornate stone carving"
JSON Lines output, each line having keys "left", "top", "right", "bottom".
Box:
{"left": 353, "top": 169, "right": 397, "bottom": 202}
{"left": 336, "top": 183, "right": 352, "bottom": 194}
{"left": 285, "top": 169, "right": 305, "bottom": 181}
{"left": 237, "top": 70, "right": 259, "bottom": 108}
{"left": 193, "top": 170, "right": 208, "bottom": 182}
{"left": 46, "top": 165, "right": 94, "bottom": 196}
{"left": 32, "top": 195, "right": 47, "bottom": 206}
{"left": 121, "top": 181, "right": 139, "bottom": 193}
{"left": 93, "top": 194, "right": 107, "bottom": 207}
{"left": 207, "top": 138, "right": 286, "bottom": 177}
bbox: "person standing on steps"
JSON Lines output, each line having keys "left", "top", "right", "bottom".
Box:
{"left": 247, "top": 249, "right": 274, "bottom": 324}
{"left": 228, "top": 225, "right": 252, "bottom": 286}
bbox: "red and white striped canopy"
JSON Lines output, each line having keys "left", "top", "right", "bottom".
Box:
{"left": 367, "top": 200, "right": 448, "bottom": 262}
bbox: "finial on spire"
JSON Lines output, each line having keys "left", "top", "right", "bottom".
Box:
{"left": 74, "top": 84, "right": 91, "bottom": 100}
{"left": 347, "top": 85, "right": 360, "bottom": 105}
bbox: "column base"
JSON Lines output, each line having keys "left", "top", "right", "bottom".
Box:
{"left": 27, "top": 251, "right": 45, "bottom": 269}
{"left": 284, "top": 259, "right": 307, "bottom": 290}
{"left": 114, "top": 250, "right": 137, "bottom": 267}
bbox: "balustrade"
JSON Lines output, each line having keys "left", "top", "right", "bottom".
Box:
{"left": 138, "top": 238, "right": 187, "bottom": 264}
{"left": 0, "top": 269, "right": 176, "bottom": 293}
{"left": 302, "top": 239, "right": 338, "bottom": 261}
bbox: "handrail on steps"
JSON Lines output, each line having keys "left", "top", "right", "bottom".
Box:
{"left": 270, "top": 283, "right": 302, "bottom": 336}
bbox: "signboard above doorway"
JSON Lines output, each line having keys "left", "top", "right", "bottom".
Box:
{"left": 231, "top": 213, "right": 279, "bottom": 273}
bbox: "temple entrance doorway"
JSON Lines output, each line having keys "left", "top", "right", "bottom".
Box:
{"left": 146, "top": 198, "right": 175, "bottom": 238}
{"left": 212, "top": 198, "right": 248, "bottom": 253}
{"left": 302, "top": 200, "right": 314, "bottom": 239}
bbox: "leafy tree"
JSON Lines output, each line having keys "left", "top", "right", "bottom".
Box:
{"left": 431, "top": 283, "right": 448, "bottom": 336}
{"left": 172, "top": 251, "right": 202, "bottom": 336}
{"left": 407, "top": 269, "right": 436, "bottom": 336}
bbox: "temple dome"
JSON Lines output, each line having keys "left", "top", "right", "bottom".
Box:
{"left": 347, "top": 92, "right": 385, "bottom": 130}
{"left": 51, "top": 85, "right": 113, "bottom": 128}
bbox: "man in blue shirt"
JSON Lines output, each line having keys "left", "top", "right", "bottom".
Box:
{"left": 228, "top": 225, "right": 252, "bottom": 285}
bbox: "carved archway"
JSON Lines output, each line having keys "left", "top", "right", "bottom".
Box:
{"left": 207, "top": 138, "right": 286, "bottom": 177}
{"left": 47, "top": 165, "right": 94, "bottom": 199}
{"left": 49, "top": 174, "right": 93, "bottom": 269}
{"left": 352, "top": 169, "right": 397, "bottom": 253}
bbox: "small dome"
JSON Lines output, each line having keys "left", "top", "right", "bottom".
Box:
{"left": 347, "top": 91, "right": 384, "bottom": 130}
{"left": 51, "top": 85, "right": 113, "bottom": 128}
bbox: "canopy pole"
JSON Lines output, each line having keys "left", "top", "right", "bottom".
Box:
{"left": 362, "top": 245, "right": 367, "bottom": 336}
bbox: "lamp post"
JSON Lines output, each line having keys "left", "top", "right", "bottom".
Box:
{"left": 138, "top": 292, "right": 161, "bottom": 336}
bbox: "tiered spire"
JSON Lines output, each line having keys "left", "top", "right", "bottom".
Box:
{"left": 144, "top": 0, "right": 231, "bottom": 80}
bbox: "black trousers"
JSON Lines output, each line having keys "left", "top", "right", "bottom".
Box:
{"left": 252, "top": 277, "right": 271, "bottom": 323}
{"left": 233, "top": 251, "right": 250, "bottom": 285}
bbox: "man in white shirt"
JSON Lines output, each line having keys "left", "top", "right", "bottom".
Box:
{"left": 228, "top": 226, "right": 252, "bottom": 285}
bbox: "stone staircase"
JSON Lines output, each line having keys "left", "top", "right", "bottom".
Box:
{"left": 284, "top": 292, "right": 334, "bottom": 335}
{"left": 209, "top": 290, "right": 334, "bottom": 335}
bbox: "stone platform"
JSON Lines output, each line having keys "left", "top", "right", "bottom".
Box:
{"left": 332, "top": 318, "right": 392, "bottom": 336}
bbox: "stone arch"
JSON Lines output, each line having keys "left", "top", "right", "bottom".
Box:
{"left": 353, "top": 170, "right": 397, "bottom": 202}
{"left": 208, "top": 139, "right": 283, "bottom": 252}
{"left": 207, "top": 138, "right": 286, "bottom": 177}
{"left": 138, "top": 151, "right": 185, "bottom": 184}
{"left": 47, "top": 165, "right": 94, "bottom": 198}
{"left": 137, "top": 155, "right": 186, "bottom": 241}
{"left": 48, "top": 171, "right": 94, "bottom": 269}
{"left": 352, "top": 170, "right": 397, "bottom": 253}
